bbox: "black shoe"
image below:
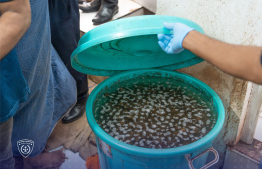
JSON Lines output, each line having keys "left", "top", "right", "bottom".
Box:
{"left": 62, "top": 94, "right": 89, "bottom": 123}
{"left": 92, "top": 5, "right": 118, "bottom": 25}
{"left": 79, "top": 0, "right": 101, "bottom": 13}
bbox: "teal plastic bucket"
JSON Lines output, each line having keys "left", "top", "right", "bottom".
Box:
{"left": 86, "top": 69, "right": 225, "bottom": 169}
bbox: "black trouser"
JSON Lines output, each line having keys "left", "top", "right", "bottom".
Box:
{"left": 48, "top": 0, "right": 88, "bottom": 98}
{"left": 102, "top": 0, "right": 118, "bottom": 8}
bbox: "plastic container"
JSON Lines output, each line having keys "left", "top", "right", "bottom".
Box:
{"left": 71, "top": 15, "right": 204, "bottom": 76}
{"left": 86, "top": 69, "right": 225, "bottom": 169}
{"left": 71, "top": 15, "right": 225, "bottom": 169}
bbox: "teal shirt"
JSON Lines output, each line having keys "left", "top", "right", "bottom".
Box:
{"left": 0, "top": 49, "right": 29, "bottom": 122}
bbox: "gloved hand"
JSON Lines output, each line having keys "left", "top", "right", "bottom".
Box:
{"left": 157, "top": 22, "right": 194, "bottom": 54}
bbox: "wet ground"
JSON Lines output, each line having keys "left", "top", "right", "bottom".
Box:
{"left": 45, "top": 79, "right": 98, "bottom": 168}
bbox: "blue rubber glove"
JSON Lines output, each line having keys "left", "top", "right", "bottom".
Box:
{"left": 158, "top": 22, "right": 194, "bottom": 54}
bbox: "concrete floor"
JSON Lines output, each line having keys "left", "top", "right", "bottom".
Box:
{"left": 46, "top": 79, "right": 98, "bottom": 168}
{"left": 60, "top": 150, "right": 86, "bottom": 169}
{"left": 79, "top": 0, "right": 142, "bottom": 33}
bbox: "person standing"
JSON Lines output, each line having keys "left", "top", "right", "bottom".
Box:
{"left": 1, "top": 0, "right": 76, "bottom": 168}
{"left": 49, "top": 0, "right": 89, "bottom": 123}
{"left": 0, "top": 0, "right": 31, "bottom": 168}
{"left": 79, "top": 0, "right": 118, "bottom": 25}
{"left": 10, "top": 0, "right": 76, "bottom": 168}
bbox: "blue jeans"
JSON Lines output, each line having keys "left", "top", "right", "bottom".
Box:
{"left": 0, "top": 118, "right": 14, "bottom": 169}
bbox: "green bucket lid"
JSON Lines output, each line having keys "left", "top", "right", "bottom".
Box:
{"left": 71, "top": 15, "right": 204, "bottom": 76}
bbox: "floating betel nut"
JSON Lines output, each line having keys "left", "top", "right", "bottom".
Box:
{"left": 94, "top": 77, "right": 217, "bottom": 149}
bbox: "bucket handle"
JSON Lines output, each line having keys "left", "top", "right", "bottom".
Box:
{"left": 185, "top": 147, "right": 219, "bottom": 169}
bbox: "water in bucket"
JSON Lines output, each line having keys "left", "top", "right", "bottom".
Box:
{"left": 94, "top": 76, "right": 217, "bottom": 149}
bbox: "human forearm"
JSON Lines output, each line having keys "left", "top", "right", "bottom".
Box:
{"left": 0, "top": 0, "right": 31, "bottom": 60}
{"left": 183, "top": 31, "right": 262, "bottom": 84}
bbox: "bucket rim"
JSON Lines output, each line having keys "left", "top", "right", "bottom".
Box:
{"left": 86, "top": 69, "right": 225, "bottom": 157}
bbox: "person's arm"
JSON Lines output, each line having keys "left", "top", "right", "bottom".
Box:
{"left": 0, "top": 0, "right": 31, "bottom": 60}
{"left": 183, "top": 30, "right": 262, "bottom": 84}
{"left": 158, "top": 22, "right": 262, "bottom": 84}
